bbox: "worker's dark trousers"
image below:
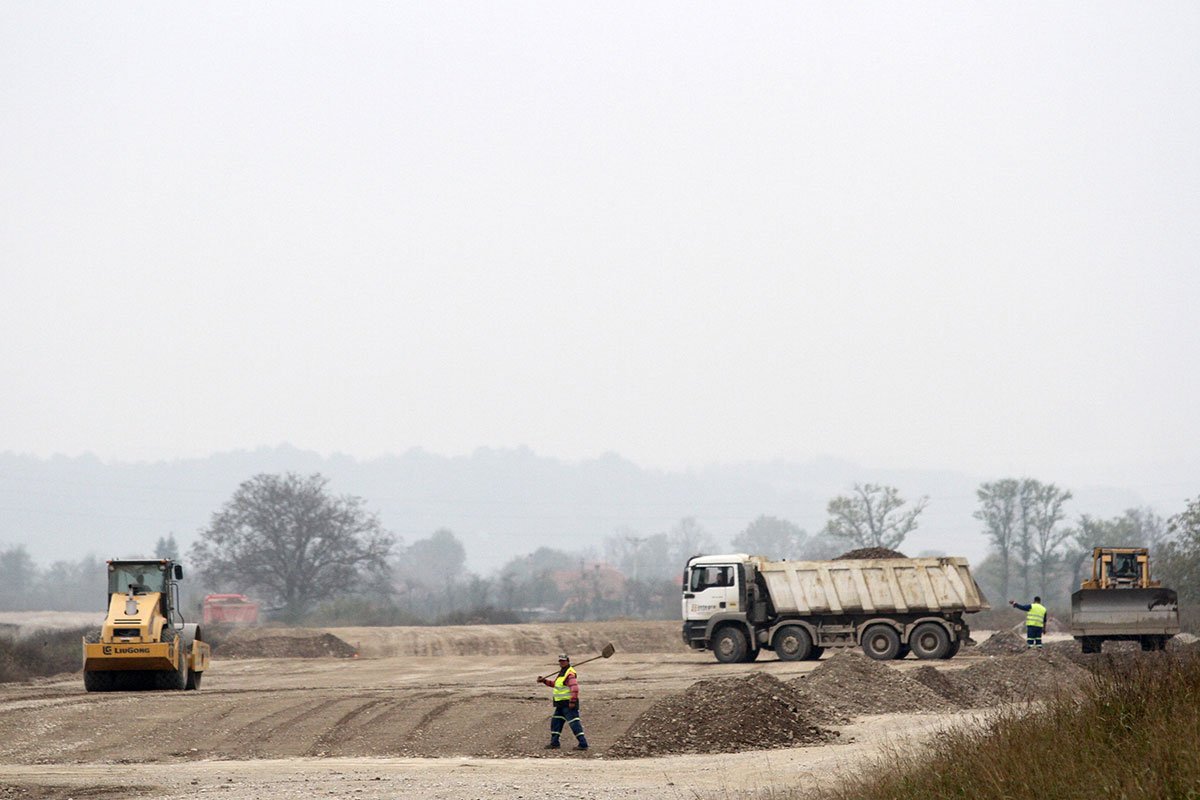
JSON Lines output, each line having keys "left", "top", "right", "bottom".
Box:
{"left": 1026, "top": 625, "right": 1044, "bottom": 649}
{"left": 550, "top": 701, "right": 588, "bottom": 747}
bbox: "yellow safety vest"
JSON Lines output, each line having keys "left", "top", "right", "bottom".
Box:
{"left": 1026, "top": 603, "right": 1047, "bottom": 628}
{"left": 552, "top": 667, "right": 577, "bottom": 702}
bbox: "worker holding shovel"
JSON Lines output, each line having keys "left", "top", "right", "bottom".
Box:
{"left": 537, "top": 653, "right": 589, "bottom": 751}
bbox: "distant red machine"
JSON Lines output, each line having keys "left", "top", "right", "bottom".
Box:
{"left": 202, "top": 594, "right": 260, "bottom": 625}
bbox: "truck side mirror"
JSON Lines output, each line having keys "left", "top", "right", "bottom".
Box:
{"left": 174, "top": 565, "right": 183, "bottom": 580}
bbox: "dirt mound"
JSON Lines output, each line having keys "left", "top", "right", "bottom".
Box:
{"left": 607, "top": 672, "right": 837, "bottom": 758}
{"left": 976, "top": 629, "right": 1027, "bottom": 655}
{"left": 791, "top": 651, "right": 955, "bottom": 715}
{"left": 949, "top": 651, "right": 1089, "bottom": 705}
{"left": 215, "top": 629, "right": 357, "bottom": 659}
{"left": 835, "top": 547, "right": 907, "bottom": 560}
{"left": 909, "top": 665, "right": 974, "bottom": 707}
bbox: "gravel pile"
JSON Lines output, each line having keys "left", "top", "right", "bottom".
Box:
{"left": 975, "top": 629, "right": 1027, "bottom": 655}
{"left": 216, "top": 632, "right": 358, "bottom": 659}
{"left": 791, "top": 651, "right": 955, "bottom": 715}
{"left": 948, "top": 651, "right": 1089, "bottom": 705}
{"left": 909, "top": 665, "right": 976, "bottom": 707}
{"left": 834, "top": 547, "right": 908, "bottom": 560}
{"left": 606, "top": 672, "right": 837, "bottom": 758}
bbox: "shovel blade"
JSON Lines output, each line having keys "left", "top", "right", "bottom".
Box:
{"left": 601, "top": 643, "right": 615, "bottom": 658}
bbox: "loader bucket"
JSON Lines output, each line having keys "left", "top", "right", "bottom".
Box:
{"left": 1070, "top": 588, "right": 1180, "bottom": 637}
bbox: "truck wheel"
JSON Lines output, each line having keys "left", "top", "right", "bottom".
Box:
{"left": 741, "top": 647, "right": 760, "bottom": 663}
{"left": 861, "top": 625, "right": 901, "bottom": 660}
{"left": 909, "top": 623, "right": 951, "bottom": 660}
{"left": 942, "top": 639, "right": 962, "bottom": 659}
{"left": 712, "top": 627, "right": 748, "bottom": 663}
{"left": 894, "top": 645, "right": 911, "bottom": 660}
{"left": 807, "top": 647, "right": 825, "bottom": 661}
{"left": 773, "top": 625, "right": 813, "bottom": 661}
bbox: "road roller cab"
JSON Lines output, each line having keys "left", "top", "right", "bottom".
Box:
{"left": 82, "top": 558, "right": 210, "bottom": 691}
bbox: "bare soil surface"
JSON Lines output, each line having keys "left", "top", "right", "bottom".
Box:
{"left": 0, "top": 621, "right": 1089, "bottom": 799}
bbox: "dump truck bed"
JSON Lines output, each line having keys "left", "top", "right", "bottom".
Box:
{"left": 757, "top": 557, "right": 989, "bottom": 616}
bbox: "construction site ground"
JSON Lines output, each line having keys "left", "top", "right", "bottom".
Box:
{"left": 0, "top": 620, "right": 1086, "bottom": 800}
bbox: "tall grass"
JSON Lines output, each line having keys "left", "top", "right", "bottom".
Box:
{"left": 0, "top": 627, "right": 89, "bottom": 683}
{"left": 818, "top": 654, "right": 1200, "bottom": 800}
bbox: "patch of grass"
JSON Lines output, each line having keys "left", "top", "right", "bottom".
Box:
{"left": 0, "top": 627, "right": 90, "bottom": 683}
{"left": 815, "top": 653, "right": 1200, "bottom": 800}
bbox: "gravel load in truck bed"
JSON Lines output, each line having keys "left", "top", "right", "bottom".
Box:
{"left": 834, "top": 547, "right": 908, "bottom": 560}
{"left": 606, "top": 672, "right": 838, "bottom": 758}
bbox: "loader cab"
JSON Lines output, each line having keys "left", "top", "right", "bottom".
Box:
{"left": 107, "top": 560, "right": 182, "bottom": 618}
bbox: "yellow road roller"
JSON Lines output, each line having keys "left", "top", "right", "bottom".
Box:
{"left": 82, "top": 559, "right": 210, "bottom": 691}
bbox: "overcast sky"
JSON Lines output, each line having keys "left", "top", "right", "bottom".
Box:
{"left": 2, "top": 3, "right": 1198, "bottom": 491}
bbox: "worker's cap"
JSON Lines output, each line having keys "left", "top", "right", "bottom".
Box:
{"left": 557, "top": 653, "right": 569, "bottom": 661}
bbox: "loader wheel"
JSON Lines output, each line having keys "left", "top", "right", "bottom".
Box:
{"left": 910, "top": 623, "right": 952, "bottom": 660}
{"left": 773, "top": 625, "right": 813, "bottom": 661}
{"left": 712, "top": 627, "right": 748, "bottom": 664}
{"left": 861, "top": 625, "right": 901, "bottom": 660}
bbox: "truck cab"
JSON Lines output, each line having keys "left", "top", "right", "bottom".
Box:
{"left": 681, "top": 554, "right": 762, "bottom": 662}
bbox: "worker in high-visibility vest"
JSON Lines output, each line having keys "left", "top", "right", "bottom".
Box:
{"left": 536, "top": 653, "right": 589, "bottom": 750}
{"left": 1009, "top": 596, "right": 1048, "bottom": 650}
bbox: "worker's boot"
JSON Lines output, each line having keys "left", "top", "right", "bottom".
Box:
{"left": 574, "top": 737, "right": 589, "bottom": 751}
{"left": 544, "top": 741, "right": 560, "bottom": 750}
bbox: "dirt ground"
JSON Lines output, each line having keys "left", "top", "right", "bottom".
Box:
{"left": 0, "top": 622, "right": 1038, "bottom": 799}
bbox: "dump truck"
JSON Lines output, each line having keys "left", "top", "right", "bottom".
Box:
{"left": 682, "top": 553, "right": 989, "bottom": 662}
{"left": 1070, "top": 547, "right": 1179, "bottom": 653}
{"left": 202, "top": 593, "right": 261, "bottom": 625}
{"left": 82, "top": 558, "right": 210, "bottom": 691}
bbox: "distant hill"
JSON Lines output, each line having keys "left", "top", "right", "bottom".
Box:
{"left": 0, "top": 446, "right": 1164, "bottom": 574}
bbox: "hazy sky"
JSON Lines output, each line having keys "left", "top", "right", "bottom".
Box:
{"left": 3, "top": 3, "right": 1198, "bottom": 488}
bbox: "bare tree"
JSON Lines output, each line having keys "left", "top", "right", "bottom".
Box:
{"left": 823, "top": 484, "right": 928, "bottom": 551}
{"left": 731, "top": 515, "right": 807, "bottom": 558}
{"left": 974, "top": 479, "right": 1020, "bottom": 599}
{"left": 1024, "top": 480, "right": 1072, "bottom": 595}
{"left": 190, "top": 473, "right": 394, "bottom": 621}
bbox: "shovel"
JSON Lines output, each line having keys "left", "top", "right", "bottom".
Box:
{"left": 537, "top": 643, "right": 615, "bottom": 682}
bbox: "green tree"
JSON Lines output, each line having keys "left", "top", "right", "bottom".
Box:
{"left": 974, "top": 479, "right": 1020, "bottom": 599}
{"left": 731, "top": 515, "right": 807, "bottom": 558}
{"left": 824, "top": 483, "right": 928, "bottom": 551}
{"left": 190, "top": 473, "right": 394, "bottom": 621}
{"left": 1160, "top": 496, "right": 1200, "bottom": 603}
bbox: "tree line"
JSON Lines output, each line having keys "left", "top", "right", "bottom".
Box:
{"left": 3, "top": 471, "right": 1198, "bottom": 622}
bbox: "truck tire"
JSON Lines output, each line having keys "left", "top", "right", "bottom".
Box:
{"left": 894, "top": 645, "right": 911, "bottom": 660}
{"left": 861, "top": 625, "right": 901, "bottom": 660}
{"left": 807, "top": 647, "right": 825, "bottom": 661}
{"left": 909, "top": 623, "right": 951, "bottom": 660}
{"left": 773, "top": 625, "right": 813, "bottom": 661}
{"left": 712, "top": 627, "right": 748, "bottom": 663}
{"left": 741, "top": 647, "right": 760, "bottom": 663}
{"left": 942, "top": 639, "right": 962, "bottom": 659}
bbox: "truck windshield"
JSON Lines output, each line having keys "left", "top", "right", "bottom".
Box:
{"left": 108, "top": 563, "right": 167, "bottom": 595}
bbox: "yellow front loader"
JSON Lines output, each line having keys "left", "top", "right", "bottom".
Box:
{"left": 82, "top": 559, "right": 210, "bottom": 691}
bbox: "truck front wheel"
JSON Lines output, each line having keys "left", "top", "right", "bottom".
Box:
{"left": 773, "top": 625, "right": 813, "bottom": 661}
{"left": 712, "top": 627, "right": 748, "bottom": 663}
{"left": 861, "top": 625, "right": 901, "bottom": 660}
